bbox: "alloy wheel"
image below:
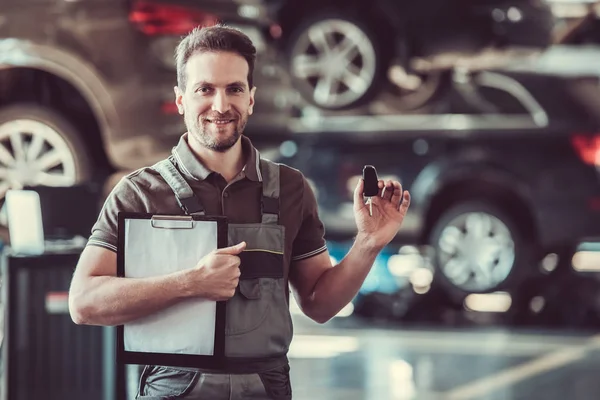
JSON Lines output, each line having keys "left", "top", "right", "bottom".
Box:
{"left": 0, "top": 119, "right": 78, "bottom": 199}
{"left": 436, "top": 211, "right": 516, "bottom": 292}
{"left": 290, "top": 19, "right": 377, "bottom": 109}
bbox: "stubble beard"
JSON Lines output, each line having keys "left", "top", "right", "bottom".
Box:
{"left": 186, "top": 111, "right": 249, "bottom": 153}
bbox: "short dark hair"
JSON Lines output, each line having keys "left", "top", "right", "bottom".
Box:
{"left": 175, "top": 24, "right": 257, "bottom": 91}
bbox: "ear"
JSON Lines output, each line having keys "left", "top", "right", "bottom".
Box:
{"left": 248, "top": 86, "right": 257, "bottom": 116}
{"left": 174, "top": 86, "right": 185, "bottom": 115}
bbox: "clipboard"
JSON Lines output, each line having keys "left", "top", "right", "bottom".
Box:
{"left": 116, "top": 212, "right": 228, "bottom": 369}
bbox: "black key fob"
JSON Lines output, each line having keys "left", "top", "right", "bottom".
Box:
{"left": 362, "top": 165, "right": 379, "bottom": 197}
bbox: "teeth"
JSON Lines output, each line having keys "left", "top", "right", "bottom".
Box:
{"left": 208, "top": 120, "right": 232, "bottom": 125}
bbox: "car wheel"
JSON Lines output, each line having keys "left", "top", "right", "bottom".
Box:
{"left": 286, "top": 12, "right": 387, "bottom": 110}
{"left": 0, "top": 104, "right": 92, "bottom": 199}
{"left": 429, "top": 201, "right": 531, "bottom": 296}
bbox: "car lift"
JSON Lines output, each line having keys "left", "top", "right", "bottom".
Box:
{"left": 286, "top": 69, "right": 550, "bottom": 137}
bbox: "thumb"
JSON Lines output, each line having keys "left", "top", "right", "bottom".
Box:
{"left": 353, "top": 178, "right": 364, "bottom": 211}
{"left": 215, "top": 241, "right": 247, "bottom": 255}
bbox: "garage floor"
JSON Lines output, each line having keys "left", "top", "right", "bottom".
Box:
{"left": 288, "top": 314, "right": 600, "bottom": 400}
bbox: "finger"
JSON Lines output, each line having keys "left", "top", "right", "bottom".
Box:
{"left": 381, "top": 180, "right": 394, "bottom": 201}
{"left": 390, "top": 181, "right": 403, "bottom": 206}
{"left": 230, "top": 267, "right": 241, "bottom": 279}
{"left": 215, "top": 241, "right": 247, "bottom": 255}
{"left": 353, "top": 178, "right": 365, "bottom": 211}
{"left": 376, "top": 180, "right": 385, "bottom": 197}
{"left": 399, "top": 190, "right": 411, "bottom": 212}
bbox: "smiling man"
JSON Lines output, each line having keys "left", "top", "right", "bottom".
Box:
{"left": 68, "top": 25, "right": 411, "bottom": 400}
{"left": 176, "top": 50, "right": 253, "bottom": 154}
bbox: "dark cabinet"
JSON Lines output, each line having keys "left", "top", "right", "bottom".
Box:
{"left": 1, "top": 248, "right": 123, "bottom": 400}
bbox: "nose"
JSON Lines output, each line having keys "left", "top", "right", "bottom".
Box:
{"left": 211, "top": 90, "right": 231, "bottom": 114}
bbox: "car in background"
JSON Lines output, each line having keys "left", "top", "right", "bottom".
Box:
{"left": 0, "top": 0, "right": 585, "bottom": 206}
{"left": 276, "top": 66, "right": 600, "bottom": 303}
{"left": 264, "top": 0, "right": 556, "bottom": 111}
{"left": 0, "top": 0, "right": 291, "bottom": 201}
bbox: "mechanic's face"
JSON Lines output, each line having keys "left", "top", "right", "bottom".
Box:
{"left": 175, "top": 51, "right": 255, "bottom": 153}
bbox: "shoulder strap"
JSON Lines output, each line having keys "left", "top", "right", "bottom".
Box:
{"left": 152, "top": 156, "right": 279, "bottom": 221}
{"left": 259, "top": 158, "right": 280, "bottom": 224}
{"left": 152, "top": 157, "right": 205, "bottom": 216}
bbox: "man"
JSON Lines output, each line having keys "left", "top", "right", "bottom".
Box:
{"left": 68, "top": 25, "right": 410, "bottom": 399}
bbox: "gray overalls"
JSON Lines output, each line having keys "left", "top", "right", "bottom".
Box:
{"left": 136, "top": 156, "right": 293, "bottom": 400}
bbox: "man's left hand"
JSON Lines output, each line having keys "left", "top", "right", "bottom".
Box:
{"left": 353, "top": 178, "right": 411, "bottom": 250}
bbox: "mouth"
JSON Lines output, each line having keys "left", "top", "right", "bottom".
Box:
{"left": 205, "top": 118, "right": 235, "bottom": 125}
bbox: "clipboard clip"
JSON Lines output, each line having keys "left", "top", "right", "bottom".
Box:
{"left": 151, "top": 215, "right": 194, "bottom": 229}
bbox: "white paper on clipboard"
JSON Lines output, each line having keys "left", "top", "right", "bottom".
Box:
{"left": 123, "top": 217, "right": 218, "bottom": 356}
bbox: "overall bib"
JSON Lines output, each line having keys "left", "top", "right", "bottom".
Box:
{"left": 135, "top": 156, "right": 294, "bottom": 400}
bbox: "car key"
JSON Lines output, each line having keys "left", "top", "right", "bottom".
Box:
{"left": 362, "top": 165, "right": 379, "bottom": 216}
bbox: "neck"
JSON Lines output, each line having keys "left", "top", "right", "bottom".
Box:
{"left": 188, "top": 135, "right": 245, "bottom": 183}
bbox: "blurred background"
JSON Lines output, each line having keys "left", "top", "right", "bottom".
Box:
{"left": 1, "top": 0, "right": 600, "bottom": 399}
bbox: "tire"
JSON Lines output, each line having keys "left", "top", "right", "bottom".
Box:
{"left": 0, "top": 104, "right": 92, "bottom": 200}
{"left": 285, "top": 11, "right": 389, "bottom": 110}
{"left": 429, "top": 201, "right": 532, "bottom": 298}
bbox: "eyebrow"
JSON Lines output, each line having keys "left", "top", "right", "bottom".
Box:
{"left": 194, "top": 81, "right": 246, "bottom": 88}
{"left": 227, "top": 81, "right": 246, "bottom": 88}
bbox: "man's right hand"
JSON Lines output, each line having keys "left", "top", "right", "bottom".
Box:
{"left": 189, "top": 241, "right": 246, "bottom": 301}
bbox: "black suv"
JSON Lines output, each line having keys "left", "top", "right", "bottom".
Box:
{"left": 277, "top": 66, "right": 600, "bottom": 299}
{"left": 266, "top": 0, "right": 556, "bottom": 111}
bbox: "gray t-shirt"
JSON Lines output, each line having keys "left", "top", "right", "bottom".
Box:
{"left": 88, "top": 134, "right": 328, "bottom": 279}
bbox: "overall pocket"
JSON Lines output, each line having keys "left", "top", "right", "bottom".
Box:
{"left": 137, "top": 366, "right": 199, "bottom": 399}
{"left": 225, "top": 224, "right": 293, "bottom": 358}
{"left": 258, "top": 364, "right": 292, "bottom": 400}
{"left": 225, "top": 278, "right": 271, "bottom": 336}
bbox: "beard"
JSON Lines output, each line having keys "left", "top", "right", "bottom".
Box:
{"left": 185, "top": 110, "right": 249, "bottom": 153}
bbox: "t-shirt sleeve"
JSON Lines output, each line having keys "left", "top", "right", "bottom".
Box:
{"left": 291, "top": 176, "right": 327, "bottom": 262}
{"left": 86, "top": 176, "right": 146, "bottom": 253}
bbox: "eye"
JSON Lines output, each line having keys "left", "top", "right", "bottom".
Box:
{"left": 197, "top": 87, "right": 212, "bottom": 93}
{"left": 229, "top": 87, "right": 244, "bottom": 93}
